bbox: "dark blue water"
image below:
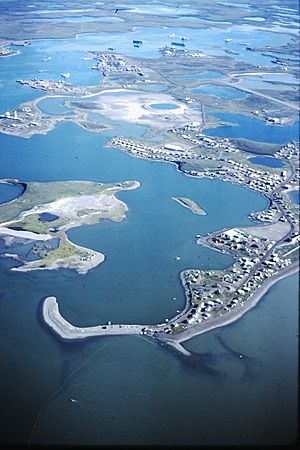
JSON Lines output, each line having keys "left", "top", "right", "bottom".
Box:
{"left": 39, "top": 212, "right": 59, "bottom": 222}
{"left": 249, "top": 155, "right": 285, "bottom": 168}
{"left": 206, "top": 113, "right": 300, "bottom": 144}
{"left": 0, "top": 182, "right": 25, "bottom": 204}
{"left": 289, "top": 190, "right": 300, "bottom": 204}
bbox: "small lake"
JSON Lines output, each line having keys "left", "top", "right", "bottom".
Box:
{"left": 172, "top": 71, "right": 222, "bottom": 81}
{"left": 149, "top": 103, "right": 179, "bottom": 110}
{"left": 0, "top": 182, "right": 25, "bottom": 205}
{"left": 249, "top": 156, "right": 285, "bottom": 168}
{"left": 289, "top": 190, "right": 299, "bottom": 204}
{"left": 193, "top": 84, "right": 246, "bottom": 99}
{"left": 206, "top": 113, "right": 300, "bottom": 144}
{"left": 38, "top": 213, "right": 59, "bottom": 222}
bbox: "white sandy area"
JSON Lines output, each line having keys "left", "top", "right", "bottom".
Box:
{"left": 0, "top": 226, "right": 51, "bottom": 241}
{"left": 241, "top": 220, "right": 291, "bottom": 240}
{"left": 67, "top": 89, "right": 198, "bottom": 128}
{"left": 43, "top": 296, "right": 144, "bottom": 340}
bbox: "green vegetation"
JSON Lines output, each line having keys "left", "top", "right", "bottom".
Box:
{"left": 43, "top": 237, "right": 88, "bottom": 263}
{"left": 171, "top": 324, "right": 185, "bottom": 335}
{"left": 0, "top": 178, "right": 139, "bottom": 273}
{"left": 0, "top": 180, "right": 108, "bottom": 223}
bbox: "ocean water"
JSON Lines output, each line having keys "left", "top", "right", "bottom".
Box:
{"left": 0, "top": 8, "right": 298, "bottom": 447}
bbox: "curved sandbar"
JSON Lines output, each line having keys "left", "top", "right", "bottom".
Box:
{"left": 43, "top": 296, "right": 145, "bottom": 341}
{"left": 42, "top": 260, "right": 298, "bottom": 357}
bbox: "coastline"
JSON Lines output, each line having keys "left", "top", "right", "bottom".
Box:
{"left": 41, "top": 261, "right": 299, "bottom": 356}
{"left": 162, "top": 260, "right": 299, "bottom": 347}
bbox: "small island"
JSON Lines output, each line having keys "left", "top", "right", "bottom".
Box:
{"left": 172, "top": 196, "right": 206, "bottom": 215}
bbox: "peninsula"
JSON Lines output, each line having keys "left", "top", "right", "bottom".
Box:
{"left": 0, "top": 179, "right": 140, "bottom": 274}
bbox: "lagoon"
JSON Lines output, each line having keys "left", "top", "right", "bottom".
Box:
{"left": 193, "top": 84, "right": 246, "bottom": 99}
{"left": 149, "top": 103, "right": 179, "bottom": 110}
{"left": 289, "top": 190, "right": 299, "bottom": 205}
{"left": 0, "top": 182, "right": 25, "bottom": 205}
{"left": 206, "top": 113, "right": 300, "bottom": 144}
{"left": 249, "top": 155, "right": 285, "bottom": 168}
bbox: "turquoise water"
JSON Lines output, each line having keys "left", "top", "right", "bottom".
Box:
{"left": 249, "top": 155, "right": 285, "bottom": 168}
{"left": 289, "top": 190, "right": 300, "bottom": 204}
{"left": 206, "top": 113, "right": 300, "bottom": 144}
{"left": 193, "top": 84, "right": 246, "bottom": 99}
{"left": 149, "top": 103, "right": 179, "bottom": 110}
{"left": 0, "top": 182, "right": 25, "bottom": 204}
{"left": 37, "top": 97, "right": 73, "bottom": 115}
{"left": 0, "top": 41, "right": 101, "bottom": 112}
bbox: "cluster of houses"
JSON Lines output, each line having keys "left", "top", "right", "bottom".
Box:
{"left": 17, "top": 78, "right": 88, "bottom": 96}
{"left": 162, "top": 243, "right": 292, "bottom": 331}
{"left": 109, "top": 134, "right": 293, "bottom": 201}
{"left": 182, "top": 157, "right": 286, "bottom": 194}
{"left": 156, "top": 220, "right": 295, "bottom": 333}
{"left": 91, "top": 52, "right": 144, "bottom": 77}
{"left": 0, "top": 46, "right": 18, "bottom": 57}
{"left": 107, "top": 137, "right": 198, "bottom": 161}
{"left": 275, "top": 142, "right": 299, "bottom": 160}
{"left": 249, "top": 204, "right": 281, "bottom": 224}
{"left": 206, "top": 228, "right": 272, "bottom": 258}
{"left": 159, "top": 46, "right": 205, "bottom": 58}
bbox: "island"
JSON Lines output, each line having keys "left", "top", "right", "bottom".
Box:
{"left": 172, "top": 196, "right": 206, "bottom": 215}
{"left": 0, "top": 179, "right": 140, "bottom": 274}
